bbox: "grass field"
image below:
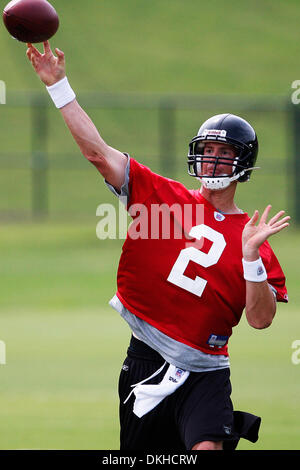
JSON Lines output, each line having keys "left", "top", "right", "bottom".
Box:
{"left": 1, "top": 0, "right": 300, "bottom": 95}
{"left": 0, "top": 223, "right": 299, "bottom": 450}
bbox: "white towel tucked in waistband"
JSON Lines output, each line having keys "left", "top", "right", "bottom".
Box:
{"left": 124, "top": 362, "right": 190, "bottom": 418}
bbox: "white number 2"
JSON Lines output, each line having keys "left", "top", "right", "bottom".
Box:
{"left": 167, "top": 224, "right": 226, "bottom": 297}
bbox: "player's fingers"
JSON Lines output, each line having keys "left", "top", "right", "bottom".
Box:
{"left": 248, "top": 209, "right": 259, "bottom": 225}
{"left": 55, "top": 48, "right": 65, "bottom": 63}
{"left": 26, "top": 44, "right": 33, "bottom": 58}
{"left": 26, "top": 47, "right": 39, "bottom": 67}
{"left": 270, "top": 216, "right": 291, "bottom": 229}
{"left": 269, "top": 222, "right": 290, "bottom": 234}
{"left": 28, "top": 47, "right": 42, "bottom": 61}
{"left": 268, "top": 210, "right": 286, "bottom": 226}
{"left": 31, "top": 55, "right": 39, "bottom": 69}
{"left": 26, "top": 48, "right": 35, "bottom": 63}
{"left": 259, "top": 204, "right": 272, "bottom": 224}
{"left": 43, "top": 40, "right": 53, "bottom": 56}
{"left": 27, "top": 42, "right": 41, "bottom": 56}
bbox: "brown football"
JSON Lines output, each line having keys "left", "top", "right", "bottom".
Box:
{"left": 3, "top": 0, "right": 59, "bottom": 43}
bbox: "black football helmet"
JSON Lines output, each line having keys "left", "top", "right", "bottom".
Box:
{"left": 188, "top": 113, "right": 259, "bottom": 190}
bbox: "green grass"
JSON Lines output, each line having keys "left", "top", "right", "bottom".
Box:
{"left": 1, "top": 0, "right": 299, "bottom": 95}
{"left": 1, "top": 307, "right": 299, "bottom": 450}
{"left": 230, "top": 309, "right": 300, "bottom": 450}
{"left": 0, "top": 308, "right": 128, "bottom": 449}
{"left": 0, "top": 223, "right": 299, "bottom": 449}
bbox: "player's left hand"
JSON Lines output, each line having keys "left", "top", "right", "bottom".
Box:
{"left": 242, "top": 205, "right": 290, "bottom": 261}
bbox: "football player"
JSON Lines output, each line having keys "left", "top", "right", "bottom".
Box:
{"left": 26, "top": 41, "right": 290, "bottom": 451}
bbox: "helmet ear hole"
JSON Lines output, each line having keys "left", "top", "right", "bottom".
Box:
{"left": 188, "top": 113, "right": 259, "bottom": 184}
{"left": 194, "top": 142, "right": 204, "bottom": 155}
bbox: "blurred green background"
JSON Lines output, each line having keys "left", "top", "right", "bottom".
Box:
{"left": 0, "top": 0, "right": 299, "bottom": 450}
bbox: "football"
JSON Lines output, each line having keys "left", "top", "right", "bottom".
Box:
{"left": 3, "top": 0, "right": 59, "bottom": 43}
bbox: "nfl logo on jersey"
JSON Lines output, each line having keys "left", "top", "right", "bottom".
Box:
{"left": 214, "top": 211, "right": 225, "bottom": 221}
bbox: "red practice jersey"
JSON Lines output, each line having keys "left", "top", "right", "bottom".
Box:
{"left": 115, "top": 158, "right": 288, "bottom": 356}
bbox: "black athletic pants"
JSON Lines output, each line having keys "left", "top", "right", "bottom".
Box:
{"left": 118, "top": 336, "right": 261, "bottom": 450}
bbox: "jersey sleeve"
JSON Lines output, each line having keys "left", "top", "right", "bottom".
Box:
{"left": 127, "top": 157, "right": 173, "bottom": 207}
{"left": 260, "top": 241, "right": 288, "bottom": 303}
{"left": 105, "top": 155, "right": 171, "bottom": 209}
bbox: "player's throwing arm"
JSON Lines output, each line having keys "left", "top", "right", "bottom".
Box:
{"left": 26, "top": 41, "right": 127, "bottom": 191}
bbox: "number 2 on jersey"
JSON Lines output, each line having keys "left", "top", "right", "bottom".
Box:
{"left": 167, "top": 224, "right": 226, "bottom": 297}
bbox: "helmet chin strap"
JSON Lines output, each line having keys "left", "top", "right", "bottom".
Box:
{"left": 197, "top": 166, "right": 260, "bottom": 191}
{"left": 198, "top": 171, "right": 245, "bottom": 191}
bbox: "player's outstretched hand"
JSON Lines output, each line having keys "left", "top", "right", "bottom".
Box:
{"left": 26, "top": 41, "right": 65, "bottom": 87}
{"left": 242, "top": 205, "right": 290, "bottom": 261}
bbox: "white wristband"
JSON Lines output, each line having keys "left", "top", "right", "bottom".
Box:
{"left": 242, "top": 257, "right": 267, "bottom": 282}
{"left": 46, "top": 76, "right": 76, "bottom": 109}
